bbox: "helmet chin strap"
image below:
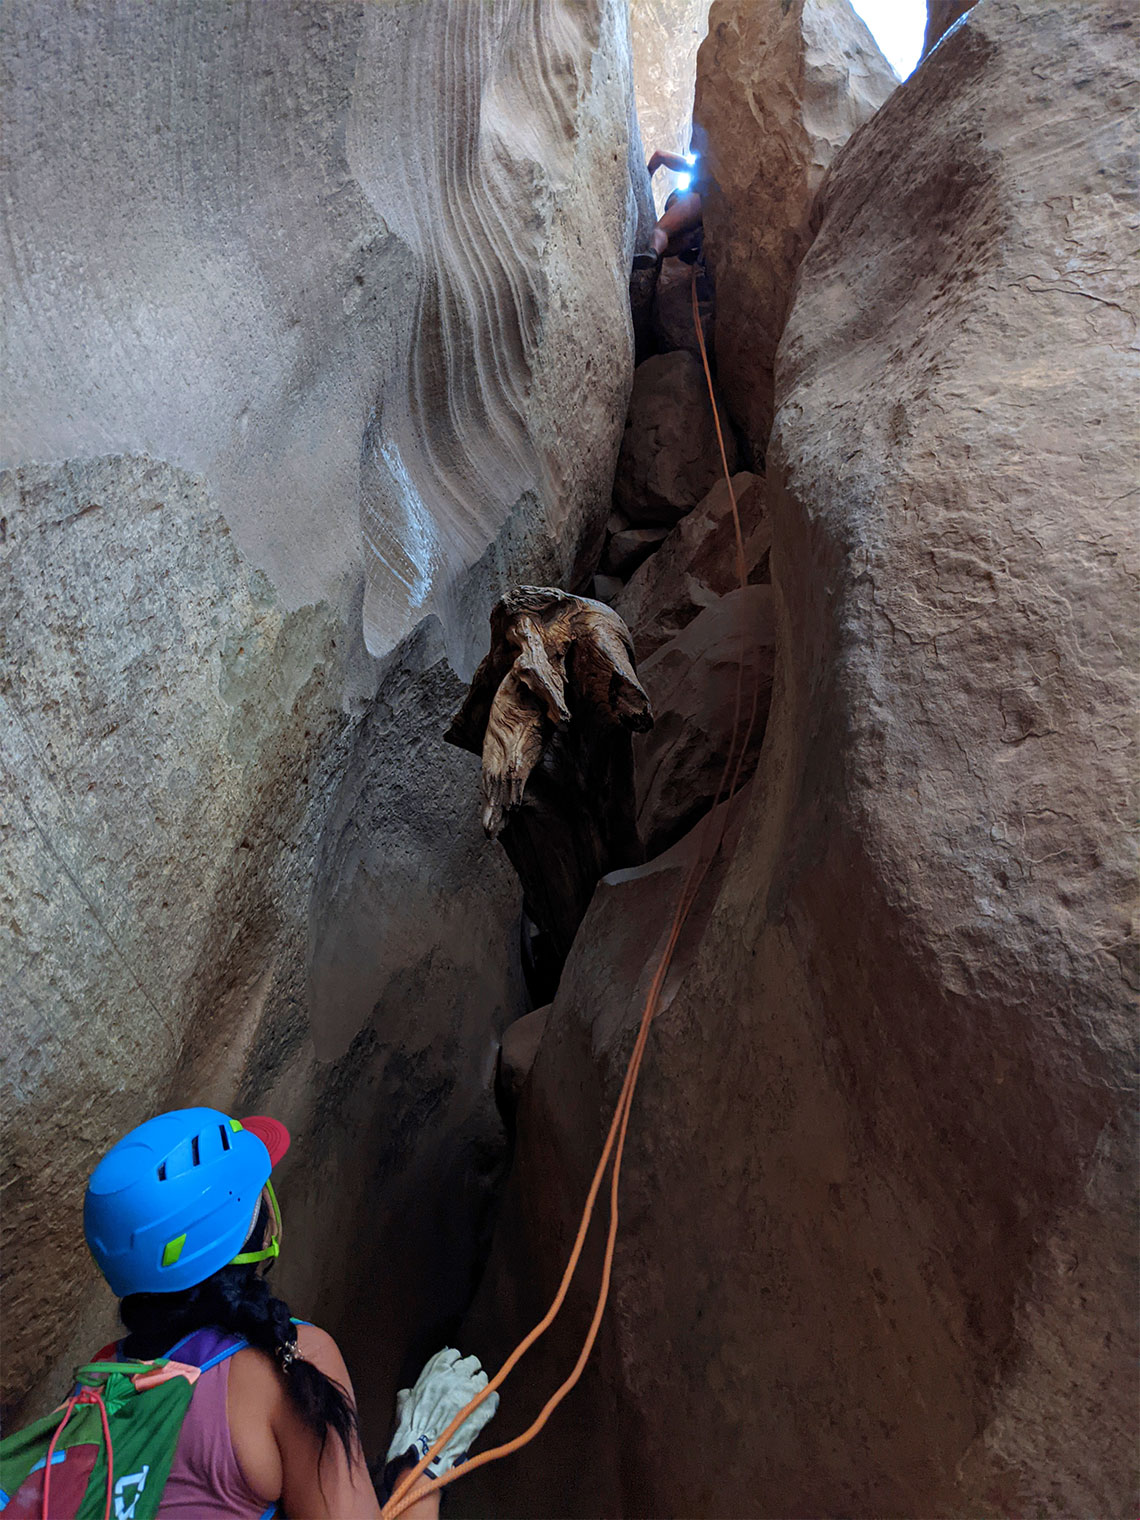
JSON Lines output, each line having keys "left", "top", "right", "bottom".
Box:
{"left": 230, "top": 1179, "right": 282, "bottom": 1268}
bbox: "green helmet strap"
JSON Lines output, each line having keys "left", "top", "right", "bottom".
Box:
{"left": 231, "top": 1178, "right": 282, "bottom": 1267}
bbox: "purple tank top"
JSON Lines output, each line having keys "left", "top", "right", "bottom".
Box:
{"left": 157, "top": 1328, "right": 275, "bottom": 1519}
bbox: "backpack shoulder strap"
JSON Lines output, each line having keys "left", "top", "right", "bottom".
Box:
{"left": 196, "top": 1338, "right": 248, "bottom": 1372}
{"left": 162, "top": 1327, "right": 249, "bottom": 1372}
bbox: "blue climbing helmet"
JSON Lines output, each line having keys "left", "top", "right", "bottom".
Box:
{"left": 84, "top": 1107, "right": 291, "bottom": 1298}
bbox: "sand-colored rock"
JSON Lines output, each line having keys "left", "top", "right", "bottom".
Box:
{"left": 635, "top": 585, "right": 775, "bottom": 855}
{"left": 629, "top": 0, "right": 714, "bottom": 214}
{"left": 613, "top": 351, "right": 737, "bottom": 526}
{"left": 692, "top": 0, "right": 895, "bottom": 454}
{"left": 617, "top": 471, "right": 769, "bottom": 658}
{"left": 0, "top": 0, "right": 643, "bottom": 1437}
{"left": 2, "top": 0, "right": 645, "bottom": 666}
{"left": 652, "top": 254, "right": 715, "bottom": 358}
{"left": 457, "top": 4, "right": 1139, "bottom": 1514}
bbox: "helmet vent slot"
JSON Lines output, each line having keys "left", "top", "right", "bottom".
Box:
{"left": 157, "top": 1162, "right": 167, "bottom": 1181}
{"left": 191, "top": 1134, "right": 201, "bottom": 1167}
{"left": 219, "top": 1124, "right": 231, "bottom": 1152}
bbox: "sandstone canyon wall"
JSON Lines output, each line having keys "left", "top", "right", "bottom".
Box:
{"left": 458, "top": 2, "right": 1138, "bottom": 1515}
{"left": 924, "top": 1, "right": 977, "bottom": 58}
{"left": 692, "top": 0, "right": 897, "bottom": 456}
{"left": 630, "top": 0, "right": 712, "bottom": 213}
{"left": 0, "top": 0, "right": 643, "bottom": 1442}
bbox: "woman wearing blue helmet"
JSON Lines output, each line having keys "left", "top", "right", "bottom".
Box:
{"left": 84, "top": 1108, "right": 497, "bottom": 1518}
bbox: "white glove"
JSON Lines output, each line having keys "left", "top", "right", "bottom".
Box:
{"left": 385, "top": 1347, "right": 500, "bottom": 1478}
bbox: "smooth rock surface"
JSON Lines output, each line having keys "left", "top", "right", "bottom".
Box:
{"left": 617, "top": 471, "right": 769, "bottom": 658}
{"left": 457, "top": 3, "right": 1139, "bottom": 1514}
{"left": 613, "top": 351, "right": 737, "bottom": 525}
{"left": 0, "top": 0, "right": 643, "bottom": 1436}
{"left": 693, "top": 0, "right": 896, "bottom": 453}
{"left": 635, "top": 585, "right": 775, "bottom": 856}
{"left": 1, "top": 0, "right": 644, "bottom": 666}
{"left": 455, "top": 789, "right": 756, "bottom": 1519}
{"left": 0, "top": 486, "right": 525, "bottom": 1444}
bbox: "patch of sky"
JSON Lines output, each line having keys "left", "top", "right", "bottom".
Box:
{"left": 849, "top": 0, "right": 926, "bottom": 80}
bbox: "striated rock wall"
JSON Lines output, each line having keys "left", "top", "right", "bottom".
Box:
{"left": 2, "top": 0, "right": 642, "bottom": 665}
{"left": 457, "top": 2, "right": 1138, "bottom": 1514}
{"left": 350, "top": 0, "right": 648, "bottom": 658}
{"left": 0, "top": 0, "right": 643, "bottom": 1440}
{"left": 692, "top": 0, "right": 896, "bottom": 455}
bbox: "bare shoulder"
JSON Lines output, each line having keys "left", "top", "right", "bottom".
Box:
{"left": 228, "top": 1324, "right": 352, "bottom": 1401}
{"left": 295, "top": 1322, "right": 353, "bottom": 1384}
{"left": 230, "top": 1340, "right": 284, "bottom": 1393}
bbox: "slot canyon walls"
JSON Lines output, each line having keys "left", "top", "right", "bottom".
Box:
{"left": 629, "top": 0, "right": 712, "bottom": 212}
{"left": 692, "top": 0, "right": 897, "bottom": 456}
{"left": 458, "top": 1, "right": 1138, "bottom": 1515}
{"left": 0, "top": 0, "right": 645, "bottom": 1444}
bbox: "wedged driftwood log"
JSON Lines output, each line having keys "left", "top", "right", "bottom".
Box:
{"left": 446, "top": 587, "right": 653, "bottom": 995}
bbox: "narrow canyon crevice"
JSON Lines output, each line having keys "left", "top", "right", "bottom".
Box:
{"left": 2, "top": 1, "right": 1136, "bottom": 1516}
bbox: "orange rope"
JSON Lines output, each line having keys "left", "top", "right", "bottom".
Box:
{"left": 383, "top": 262, "right": 760, "bottom": 1520}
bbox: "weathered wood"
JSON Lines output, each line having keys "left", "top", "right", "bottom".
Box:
{"left": 446, "top": 587, "right": 654, "bottom": 993}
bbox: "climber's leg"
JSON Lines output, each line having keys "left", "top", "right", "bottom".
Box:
{"left": 658, "top": 190, "right": 702, "bottom": 254}
{"left": 632, "top": 191, "right": 702, "bottom": 270}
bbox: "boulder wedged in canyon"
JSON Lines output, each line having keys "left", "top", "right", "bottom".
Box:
{"left": 498, "top": 1005, "right": 551, "bottom": 1105}
{"left": 652, "top": 256, "right": 715, "bottom": 358}
{"left": 601, "top": 525, "right": 670, "bottom": 579}
{"left": 692, "top": 0, "right": 896, "bottom": 455}
{"left": 613, "top": 351, "right": 737, "bottom": 526}
{"left": 617, "top": 470, "right": 769, "bottom": 659}
{"left": 456, "top": 3, "right": 1139, "bottom": 1515}
{"left": 635, "top": 585, "right": 775, "bottom": 857}
{"left": 1, "top": 0, "right": 642, "bottom": 1440}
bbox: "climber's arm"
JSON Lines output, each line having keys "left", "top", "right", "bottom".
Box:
{"left": 387, "top": 1466, "right": 441, "bottom": 1520}
{"left": 647, "top": 149, "right": 691, "bottom": 175}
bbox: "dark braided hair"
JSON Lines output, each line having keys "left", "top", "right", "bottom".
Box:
{"left": 118, "top": 1203, "right": 359, "bottom": 1468}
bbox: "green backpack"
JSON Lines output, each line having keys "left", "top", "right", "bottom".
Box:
{"left": 0, "top": 1330, "right": 253, "bottom": 1520}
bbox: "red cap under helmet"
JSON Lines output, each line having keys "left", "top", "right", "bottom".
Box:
{"left": 240, "top": 1115, "right": 291, "bottom": 1166}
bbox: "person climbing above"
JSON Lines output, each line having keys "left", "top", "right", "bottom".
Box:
{"left": 633, "top": 149, "right": 703, "bottom": 269}
{"left": 0, "top": 1107, "right": 498, "bottom": 1518}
